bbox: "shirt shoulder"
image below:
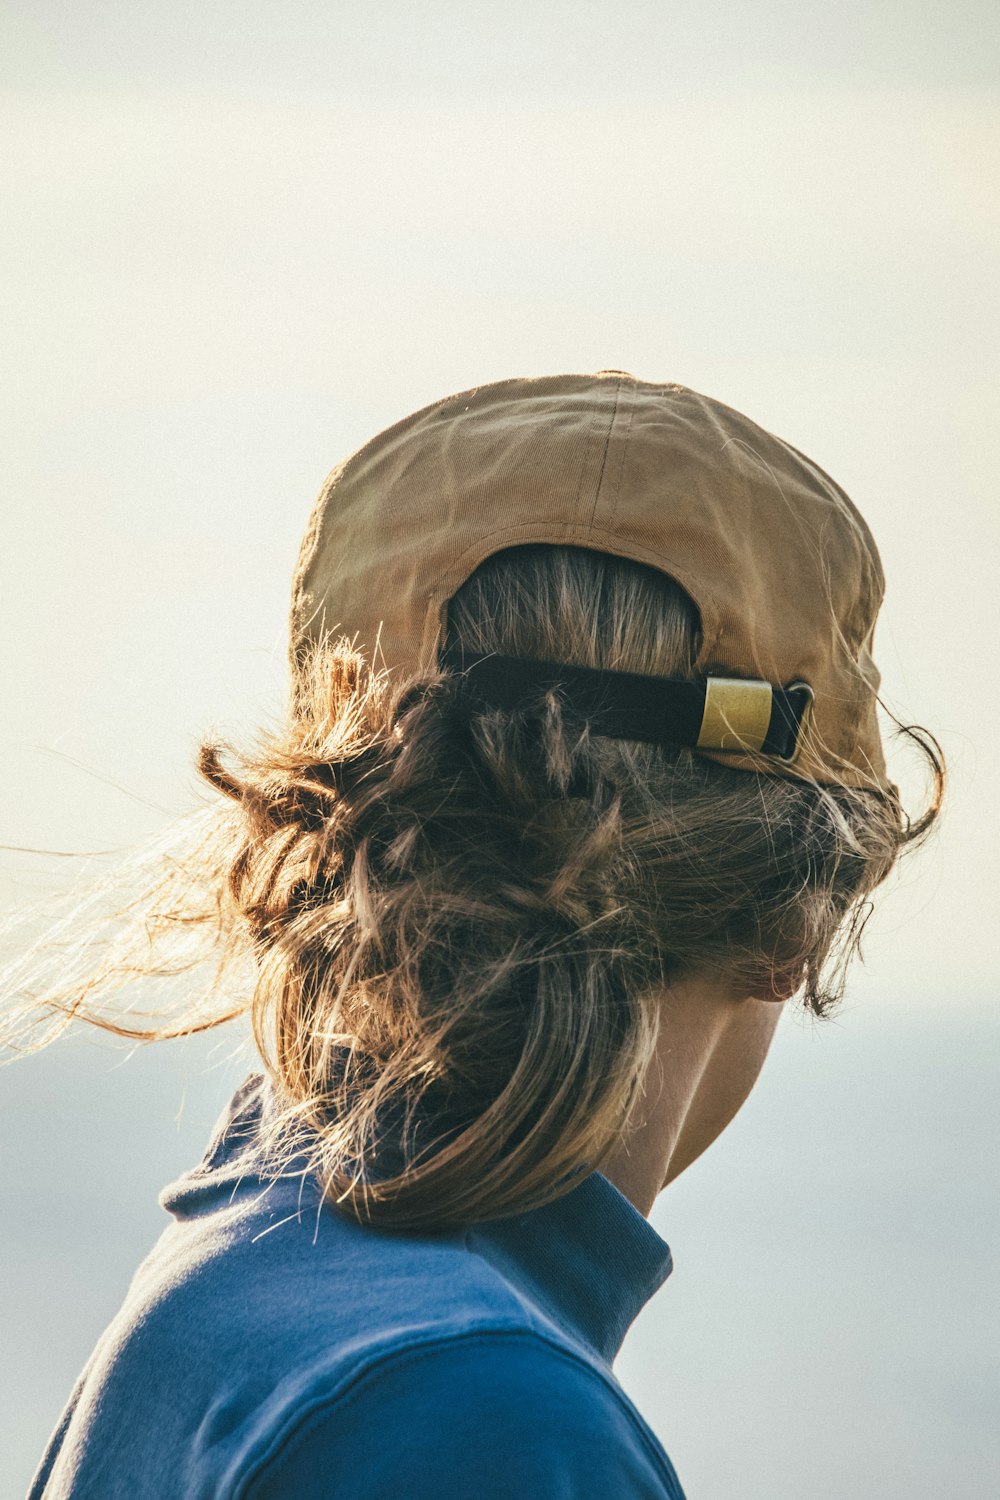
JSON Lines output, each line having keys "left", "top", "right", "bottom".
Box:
{"left": 240, "top": 1329, "right": 686, "bottom": 1500}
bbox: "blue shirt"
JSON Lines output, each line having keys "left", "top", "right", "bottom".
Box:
{"left": 29, "top": 1073, "right": 686, "bottom": 1499}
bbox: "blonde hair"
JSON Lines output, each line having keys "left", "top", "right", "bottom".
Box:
{"left": 2, "top": 545, "right": 943, "bottom": 1230}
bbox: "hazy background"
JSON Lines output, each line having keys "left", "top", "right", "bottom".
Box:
{"left": 2, "top": 4, "right": 998, "bottom": 1496}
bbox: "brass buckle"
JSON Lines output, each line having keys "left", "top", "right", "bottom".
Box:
{"left": 696, "top": 678, "right": 773, "bottom": 753}
{"left": 696, "top": 676, "right": 815, "bottom": 762}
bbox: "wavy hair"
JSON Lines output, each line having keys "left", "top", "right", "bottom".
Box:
{"left": 2, "top": 545, "right": 943, "bottom": 1229}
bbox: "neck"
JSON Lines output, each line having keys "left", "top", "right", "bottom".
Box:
{"left": 599, "top": 972, "right": 786, "bottom": 1216}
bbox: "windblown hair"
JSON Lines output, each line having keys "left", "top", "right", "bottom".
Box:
{"left": 2, "top": 545, "right": 943, "bottom": 1229}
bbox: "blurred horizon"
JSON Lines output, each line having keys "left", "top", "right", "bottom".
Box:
{"left": 2, "top": 3, "right": 998, "bottom": 1496}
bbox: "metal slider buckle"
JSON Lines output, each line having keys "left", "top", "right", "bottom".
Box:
{"left": 696, "top": 678, "right": 773, "bottom": 754}
{"left": 696, "top": 677, "right": 815, "bottom": 763}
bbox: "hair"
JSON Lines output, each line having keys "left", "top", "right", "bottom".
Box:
{"left": 1, "top": 544, "right": 943, "bottom": 1230}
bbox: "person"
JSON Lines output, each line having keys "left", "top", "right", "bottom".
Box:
{"left": 12, "top": 372, "right": 942, "bottom": 1498}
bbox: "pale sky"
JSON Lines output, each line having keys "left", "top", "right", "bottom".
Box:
{"left": 3, "top": 8, "right": 999, "bottom": 1497}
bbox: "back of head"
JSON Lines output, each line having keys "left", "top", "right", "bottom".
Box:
{"left": 202, "top": 537, "right": 938, "bottom": 1229}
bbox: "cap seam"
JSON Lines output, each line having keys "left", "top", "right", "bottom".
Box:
{"left": 598, "top": 382, "right": 636, "bottom": 533}
{"left": 570, "top": 381, "right": 618, "bottom": 536}
{"left": 584, "top": 375, "right": 624, "bottom": 533}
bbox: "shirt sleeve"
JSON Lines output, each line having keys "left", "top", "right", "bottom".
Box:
{"left": 243, "top": 1330, "right": 685, "bottom": 1500}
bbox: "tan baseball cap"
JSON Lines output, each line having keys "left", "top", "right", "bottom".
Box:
{"left": 290, "top": 371, "right": 890, "bottom": 792}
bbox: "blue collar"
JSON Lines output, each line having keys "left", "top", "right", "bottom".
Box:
{"left": 173, "top": 1072, "right": 673, "bottom": 1368}
{"left": 467, "top": 1169, "right": 673, "bottom": 1364}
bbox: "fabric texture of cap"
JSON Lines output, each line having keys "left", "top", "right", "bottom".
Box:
{"left": 290, "top": 372, "right": 890, "bottom": 791}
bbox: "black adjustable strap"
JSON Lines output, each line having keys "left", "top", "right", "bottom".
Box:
{"left": 439, "top": 646, "right": 813, "bottom": 763}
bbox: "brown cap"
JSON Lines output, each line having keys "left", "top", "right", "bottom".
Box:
{"left": 291, "top": 372, "right": 890, "bottom": 791}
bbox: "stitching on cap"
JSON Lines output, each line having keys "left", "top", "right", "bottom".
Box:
{"left": 584, "top": 376, "right": 623, "bottom": 532}
{"left": 601, "top": 381, "right": 636, "bottom": 532}
{"left": 569, "top": 380, "right": 616, "bottom": 536}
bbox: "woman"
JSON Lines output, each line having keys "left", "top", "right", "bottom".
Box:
{"left": 13, "top": 373, "right": 941, "bottom": 1498}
